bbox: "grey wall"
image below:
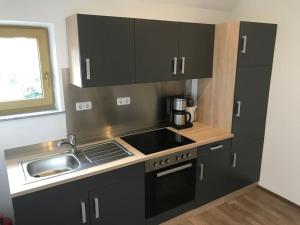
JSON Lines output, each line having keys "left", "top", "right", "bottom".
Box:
{"left": 63, "top": 69, "right": 192, "bottom": 144}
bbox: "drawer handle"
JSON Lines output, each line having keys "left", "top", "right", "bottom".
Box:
{"left": 95, "top": 197, "right": 100, "bottom": 219}
{"left": 81, "top": 202, "right": 87, "bottom": 224}
{"left": 210, "top": 145, "right": 223, "bottom": 151}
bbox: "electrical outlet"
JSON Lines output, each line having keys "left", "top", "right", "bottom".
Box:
{"left": 117, "top": 97, "right": 131, "bottom": 106}
{"left": 76, "top": 101, "right": 92, "bottom": 111}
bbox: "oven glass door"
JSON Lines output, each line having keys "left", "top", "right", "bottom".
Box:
{"left": 145, "top": 159, "right": 196, "bottom": 218}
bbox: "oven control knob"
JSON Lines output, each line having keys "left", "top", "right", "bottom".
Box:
{"left": 182, "top": 154, "right": 187, "bottom": 159}
{"left": 160, "top": 160, "right": 165, "bottom": 165}
{"left": 176, "top": 156, "right": 181, "bottom": 161}
{"left": 165, "top": 159, "right": 170, "bottom": 164}
{"left": 187, "top": 153, "right": 192, "bottom": 158}
{"left": 153, "top": 162, "right": 159, "bottom": 167}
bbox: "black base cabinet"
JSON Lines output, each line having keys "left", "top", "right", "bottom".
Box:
{"left": 195, "top": 139, "right": 231, "bottom": 207}
{"left": 229, "top": 138, "right": 264, "bottom": 192}
{"left": 12, "top": 163, "right": 145, "bottom": 225}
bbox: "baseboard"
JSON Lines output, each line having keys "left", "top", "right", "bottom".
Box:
{"left": 257, "top": 186, "right": 300, "bottom": 208}
{"left": 161, "top": 182, "right": 258, "bottom": 225}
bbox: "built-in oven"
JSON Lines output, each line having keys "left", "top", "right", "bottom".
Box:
{"left": 145, "top": 148, "right": 197, "bottom": 223}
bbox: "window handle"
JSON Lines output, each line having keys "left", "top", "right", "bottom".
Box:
{"left": 85, "top": 58, "right": 91, "bottom": 80}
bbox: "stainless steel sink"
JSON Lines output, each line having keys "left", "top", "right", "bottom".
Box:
{"left": 21, "top": 141, "right": 133, "bottom": 184}
{"left": 22, "top": 153, "right": 81, "bottom": 182}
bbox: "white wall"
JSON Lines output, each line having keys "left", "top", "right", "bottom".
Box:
{"left": 0, "top": 0, "right": 231, "bottom": 218}
{"left": 232, "top": 0, "right": 300, "bottom": 205}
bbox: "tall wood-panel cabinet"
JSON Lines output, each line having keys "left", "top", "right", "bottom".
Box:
{"left": 197, "top": 21, "right": 277, "bottom": 192}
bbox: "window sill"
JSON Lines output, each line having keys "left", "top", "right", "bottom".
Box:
{"left": 0, "top": 109, "right": 65, "bottom": 122}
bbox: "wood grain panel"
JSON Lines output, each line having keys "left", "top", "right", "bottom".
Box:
{"left": 66, "top": 15, "right": 82, "bottom": 87}
{"left": 197, "top": 23, "right": 240, "bottom": 132}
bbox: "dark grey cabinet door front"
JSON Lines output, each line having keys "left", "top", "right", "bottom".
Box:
{"left": 238, "top": 22, "right": 277, "bottom": 67}
{"left": 196, "top": 147, "right": 230, "bottom": 207}
{"left": 135, "top": 19, "right": 179, "bottom": 83}
{"left": 178, "top": 23, "right": 215, "bottom": 79}
{"left": 229, "top": 138, "right": 264, "bottom": 191}
{"left": 89, "top": 178, "right": 145, "bottom": 225}
{"left": 232, "top": 67, "right": 272, "bottom": 143}
{"left": 77, "top": 14, "right": 135, "bottom": 87}
{"left": 13, "top": 184, "right": 90, "bottom": 225}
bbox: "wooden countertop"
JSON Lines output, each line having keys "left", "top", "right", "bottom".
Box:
{"left": 5, "top": 122, "right": 233, "bottom": 197}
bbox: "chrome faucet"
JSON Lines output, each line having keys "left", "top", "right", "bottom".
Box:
{"left": 58, "top": 134, "right": 77, "bottom": 154}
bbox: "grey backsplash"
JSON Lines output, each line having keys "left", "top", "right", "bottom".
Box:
{"left": 62, "top": 68, "right": 193, "bottom": 144}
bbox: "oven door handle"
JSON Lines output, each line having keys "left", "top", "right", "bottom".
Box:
{"left": 156, "top": 163, "right": 192, "bottom": 178}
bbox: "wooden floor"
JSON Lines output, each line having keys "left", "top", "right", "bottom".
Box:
{"left": 167, "top": 188, "right": 300, "bottom": 225}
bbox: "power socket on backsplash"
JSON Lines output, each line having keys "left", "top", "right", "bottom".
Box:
{"left": 76, "top": 101, "right": 93, "bottom": 111}
{"left": 117, "top": 97, "right": 131, "bottom": 106}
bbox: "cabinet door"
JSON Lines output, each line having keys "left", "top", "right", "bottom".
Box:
{"left": 238, "top": 22, "right": 277, "bottom": 67}
{"left": 178, "top": 23, "right": 215, "bottom": 79}
{"left": 232, "top": 67, "right": 272, "bottom": 143}
{"left": 195, "top": 149, "right": 230, "bottom": 207}
{"left": 77, "top": 14, "right": 135, "bottom": 87}
{"left": 135, "top": 19, "right": 179, "bottom": 83}
{"left": 13, "top": 184, "right": 90, "bottom": 225}
{"left": 229, "top": 139, "right": 264, "bottom": 191}
{"left": 89, "top": 178, "right": 145, "bottom": 225}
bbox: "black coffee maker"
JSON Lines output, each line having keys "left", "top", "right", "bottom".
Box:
{"left": 166, "top": 96, "right": 193, "bottom": 129}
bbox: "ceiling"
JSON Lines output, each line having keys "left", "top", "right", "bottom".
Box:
{"left": 158, "top": 0, "right": 240, "bottom": 11}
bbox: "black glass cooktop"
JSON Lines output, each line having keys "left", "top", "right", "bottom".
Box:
{"left": 121, "top": 128, "right": 195, "bottom": 155}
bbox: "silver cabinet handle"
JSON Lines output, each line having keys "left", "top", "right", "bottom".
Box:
{"left": 172, "top": 57, "right": 178, "bottom": 75}
{"left": 81, "top": 202, "right": 87, "bottom": 224}
{"left": 181, "top": 57, "right": 186, "bottom": 74}
{"left": 210, "top": 145, "right": 223, "bottom": 151}
{"left": 241, "top": 35, "right": 247, "bottom": 54}
{"left": 157, "top": 163, "right": 192, "bottom": 177}
{"left": 232, "top": 153, "right": 237, "bottom": 168}
{"left": 236, "top": 101, "right": 242, "bottom": 117}
{"left": 85, "top": 58, "right": 91, "bottom": 80}
{"left": 94, "top": 197, "right": 100, "bottom": 219}
{"left": 199, "top": 163, "right": 204, "bottom": 181}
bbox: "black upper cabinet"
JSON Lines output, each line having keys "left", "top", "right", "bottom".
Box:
{"left": 178, "top": 23, "right": 215, "bottom": 79}
{"left": 135, "top": 20, "right": 215, "bottom": 83}
{"left": 68, "top": 14, "right": 135, "bottom": 87}
{"left": 232, "top": 67, "right": 272, "bottom": 143}
{"left": 135, "top": 19, "right": 179, "bottom": 83}
{"left": 238, "top": 22, "right": 277, "bottom": 67}
{"left": 67, "top": 14, "right": 215, "bottom": 87}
